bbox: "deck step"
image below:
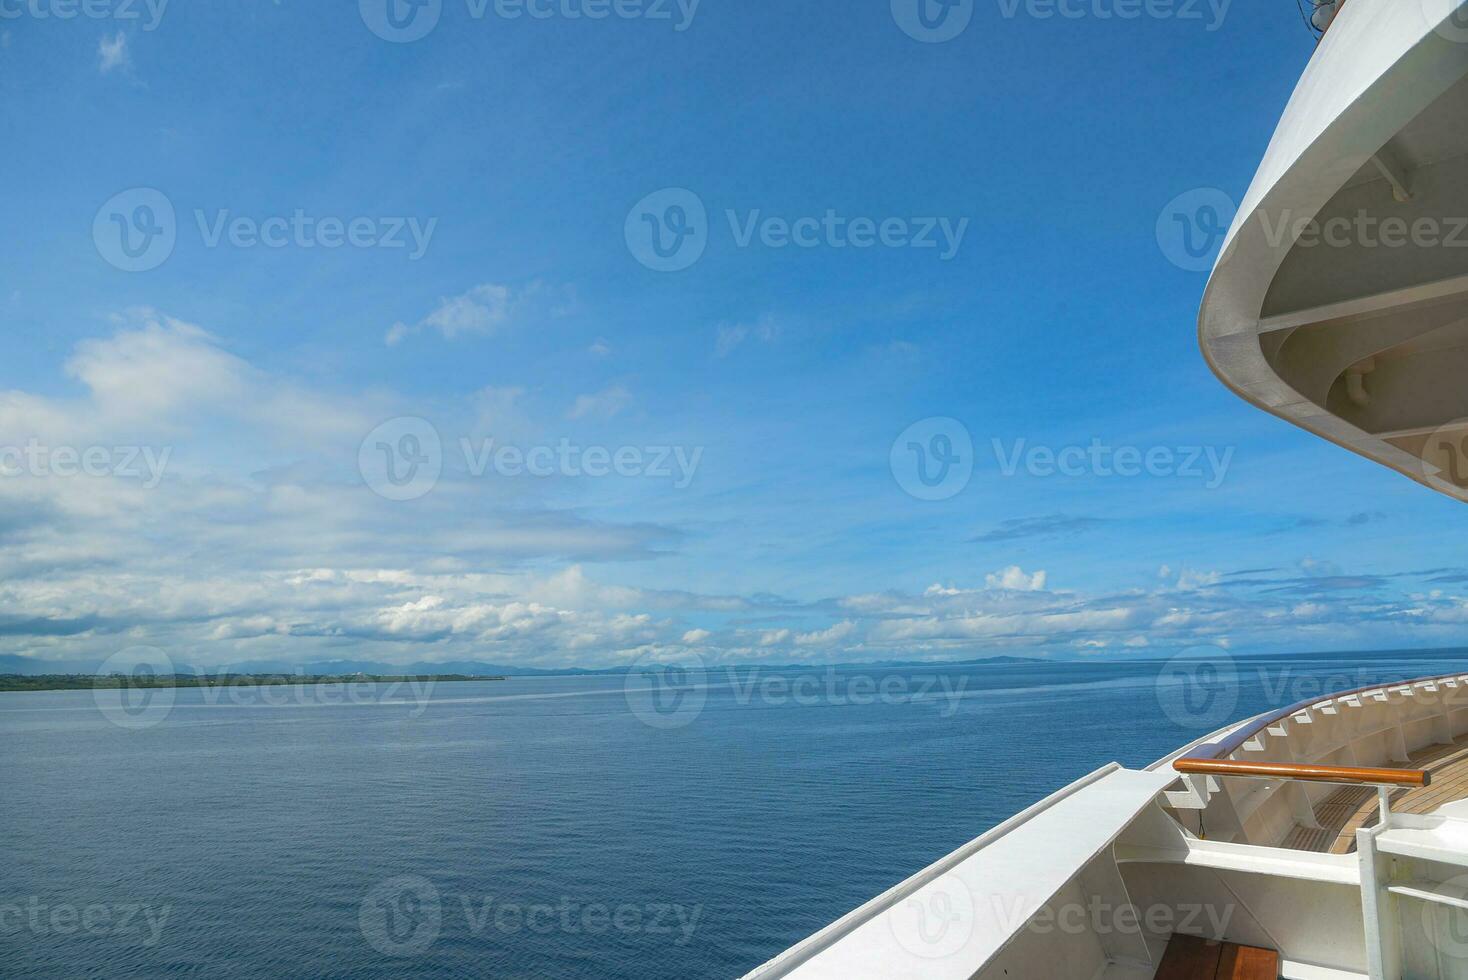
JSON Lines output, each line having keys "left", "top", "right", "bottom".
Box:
{"left": 1155, "top": 934, "right": 1279, "bottom": 979}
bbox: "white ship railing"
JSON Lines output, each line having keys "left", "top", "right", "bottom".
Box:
{"left": 1163, "top": 672, "right": 1468, "bottom": 846}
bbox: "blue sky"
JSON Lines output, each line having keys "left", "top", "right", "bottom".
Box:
{"left": 3, "top": 0, "right": 1467, "bottom": 670}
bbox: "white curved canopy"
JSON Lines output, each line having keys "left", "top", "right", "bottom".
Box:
{"left": 1200, "top": 0, "right": 1468, "bottom": 498}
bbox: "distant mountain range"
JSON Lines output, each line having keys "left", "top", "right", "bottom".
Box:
{"left": 0, "top": 652, "right": 1049, "bottom": 677}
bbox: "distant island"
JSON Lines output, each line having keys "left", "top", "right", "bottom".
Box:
{"left": 0, "top": 673, "right": 508, "bottom": 693}
{"left": 0, "top": 654, "right": 1062, "bottom": 687}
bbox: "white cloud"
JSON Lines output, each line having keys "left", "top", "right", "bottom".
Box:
{"left": 566, "top": 385, "right": 631, "bottom": 421}
{"left": 795, "top": 621, "right": 856, "bottom": 646}
{"left": 6, "top": 313, "right": 1468, "bottom": 673}
{"left": 67, "top": 314, "right": 248, "bottom": 423}
{"left": 715, "top": 315, "right": 779, "bottom": 357}
{"left": 98, "top": 32, "right": 129, "bottom": 74}
{"left": 985, "top": 565, "right": 1047, "bottom": 591}
{"left": 1175, "top": 568, "right": 1222, "bottom": 591}
{"left": 386, "top": 281, "right": 573, "bottom": 346}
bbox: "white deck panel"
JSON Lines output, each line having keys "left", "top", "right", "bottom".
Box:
{"left": 772, "top": 767, "right": 1177, "bottom": 980}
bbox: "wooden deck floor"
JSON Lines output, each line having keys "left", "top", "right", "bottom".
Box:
{"left": 1282, "top": 736, "right": 1468, "bottom": 854}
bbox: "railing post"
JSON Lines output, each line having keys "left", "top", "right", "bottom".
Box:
{"left": 1357, "top": 823, "right": 1400, "bottom": 980}
{"left": 1377, "top": 785, "right": 1392, "bottom": 829}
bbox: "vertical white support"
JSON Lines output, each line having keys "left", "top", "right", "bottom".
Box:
{"left": 1359, "top": 823, "right": 1401, "bottom": 980}
{"left": 1206, "top": 776, "right": 1248, "bottom": 843}
{"left": 1287, "top": 781, "right": 1323, "bottom": 830}
{"left": 1433, "top": 689, "right": 1454, "bottom": 746}
{"left": 1078, "top": 853, "right": 1153, "bottom": 972}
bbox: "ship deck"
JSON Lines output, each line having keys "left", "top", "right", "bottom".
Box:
{"left": 1282, "top": 733, "right": 1468, "bottom": 854}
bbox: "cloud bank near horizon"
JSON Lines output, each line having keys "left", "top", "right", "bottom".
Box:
{"left": 5, "top": 313, "right": 1468, "bottom": 671}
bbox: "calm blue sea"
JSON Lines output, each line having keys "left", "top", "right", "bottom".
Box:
{"left": 3, "top": 650, "right": 1464, "bottom": 978}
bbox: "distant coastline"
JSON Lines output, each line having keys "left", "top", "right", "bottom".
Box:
{"left": 0, "top": 673, "right": 508, "bottom": 693}
{"left": 4, "top": 647, "right": 1460, "bottom": 691}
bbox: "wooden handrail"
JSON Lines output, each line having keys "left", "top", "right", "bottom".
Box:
{"left": 1174, "top": 758, "right": 1429, "bottom": 788}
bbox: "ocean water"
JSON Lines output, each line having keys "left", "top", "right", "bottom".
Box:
{"left": 3, "top": 650, "right": 1464, "bottom": 978}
